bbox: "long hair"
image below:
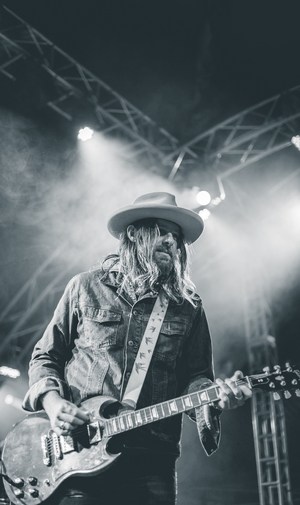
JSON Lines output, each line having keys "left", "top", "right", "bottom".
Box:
{"left": 103, "top": 220, "right": 199, "bottom": 307}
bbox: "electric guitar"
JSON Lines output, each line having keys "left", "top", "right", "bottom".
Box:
{"left": 1, "top": 366, "right": 299, "bottom": 505}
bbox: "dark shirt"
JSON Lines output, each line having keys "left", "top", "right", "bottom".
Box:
{"left": 23, "top": 264, "right": 220, "bottom": 456}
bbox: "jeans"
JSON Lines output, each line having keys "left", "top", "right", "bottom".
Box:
{"left": 45, "top": 451, "right": 177, "bottom": 505}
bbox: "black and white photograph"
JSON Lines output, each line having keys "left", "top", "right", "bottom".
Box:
{"left": 0, "top": 2, "right": 300, "bottom": 504}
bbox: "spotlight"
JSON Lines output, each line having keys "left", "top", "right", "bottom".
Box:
{"left": 4, "top": 394, "right": 23, "bottom": 411}
{"left": 0, "top": 366, "right": 20, "bottom": 379}
{"left": 196, "top": 190, "right": 211, "bottom": 206}
{"left": 78, "top": 127, "right": 94, "bottom": 142}
{"left": 291, "top": 135, "right": 300, "bottom": 151}
{"left": 199, "top": 209, "right": 211, "bottom": 221}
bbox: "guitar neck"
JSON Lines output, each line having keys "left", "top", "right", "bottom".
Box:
{"left": 104, "top": 378, "right": 248, "bottom": 437}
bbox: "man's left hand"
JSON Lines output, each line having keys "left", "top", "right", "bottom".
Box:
{"left": 216, "top": 370, "right": 252, "bottom": 410}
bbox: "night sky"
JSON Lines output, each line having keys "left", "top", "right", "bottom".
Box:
{"left": 0, "top": 1, "right": 300, "bottom": 504}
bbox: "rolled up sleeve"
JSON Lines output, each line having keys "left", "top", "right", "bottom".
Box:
{"left": 184, "top": 303, "right": 221, "bottom": 456}
{"left": 22, "top": 276, "right": 79, "bottom": 411}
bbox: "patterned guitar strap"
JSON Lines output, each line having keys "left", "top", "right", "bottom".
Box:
{"left": 122, "top": 291, "right": 169, "bottom": 409}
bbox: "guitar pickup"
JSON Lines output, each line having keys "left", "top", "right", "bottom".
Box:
{"left": 87, "top": 422, "right": 101, "bottom": 445}
{"left": 60, "top": 435, "right": 75, "bottom": 454}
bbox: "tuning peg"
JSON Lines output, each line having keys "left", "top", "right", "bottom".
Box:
{"left": 284, "top": 391, "right": 292, "bottom": 399}
{"left": 273, "top": 392, "right": 281, "bottom": 401}
{"left": 274, "top": 365, "right": 281, "bottom": 373}
{"left": 263, "top": 366, "right": 270, "bottom": 374}
{"left": 295, "top": 389, "right": 300, "bottom": 397}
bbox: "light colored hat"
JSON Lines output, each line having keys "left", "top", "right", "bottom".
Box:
{"left": 107, "top": 192, "right": 204, "bottom": 244}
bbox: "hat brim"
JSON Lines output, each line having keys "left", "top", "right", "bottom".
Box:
{"left": 107, "top": 204, "right": 204, "bottom": 244}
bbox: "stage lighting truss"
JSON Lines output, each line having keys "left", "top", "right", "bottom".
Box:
{"left": 1, "top": 5, "right": 300, "bottom": 188}
{"left": 0, "top": 3, "right": 300, "bottom": 372}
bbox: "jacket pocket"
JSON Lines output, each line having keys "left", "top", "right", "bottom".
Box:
{"left": 155, "top": 320, "right": 185, "bottom": 362}
{"left": 80, "top": 306, "right": 122, "bottom": 349}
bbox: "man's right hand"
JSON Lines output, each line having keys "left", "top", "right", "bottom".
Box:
{"left": 41, "top": 391, "right": 91, "bottom": 436}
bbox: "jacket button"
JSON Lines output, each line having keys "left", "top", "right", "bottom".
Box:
{"left": 128, "top": 340, "right": 134, "bottom": 346}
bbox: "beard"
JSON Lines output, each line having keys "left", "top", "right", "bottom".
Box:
{"left": 153, "top": 246, "right": 176, "bottom": 279}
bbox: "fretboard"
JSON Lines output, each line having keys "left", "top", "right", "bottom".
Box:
{"left": 103, "top": 384, "right": 221, "bottom": 437}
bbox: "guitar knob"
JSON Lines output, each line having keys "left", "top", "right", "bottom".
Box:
{"left": 273, "top": 392, "right": 280, "bottom": 400}
{"left": 295, "top": 389, "right": 300, "bottom": 397}
{"left": 13, "top": 477, "right": 24, "bottom": 488}
{"left": 14, "top": 489, "right": 24, "bottom": 498}
{"left": 284, "top": 391, "right": 292, "bottom": 399}
{"left": 28, "top": 488, "right": 39, "bottom": 498}
{"left": 28, "top": 477, "right": 38, "bottom": 486}
{"left": 280, "top": 380, "right": 286, "bottom": 387}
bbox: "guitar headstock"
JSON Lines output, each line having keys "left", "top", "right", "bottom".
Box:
{"left": 249, "top": 364, "right": 300, "bottom": 400}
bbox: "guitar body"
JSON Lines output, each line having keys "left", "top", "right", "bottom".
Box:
{"left": 2, "top": 366, "right": 299, "bottom": 505}
{"left": 2, "top": 396, "right": 121, "bottom": 505}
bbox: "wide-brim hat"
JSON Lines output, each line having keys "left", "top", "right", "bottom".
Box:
{"left": 107, "top": 192, "right": 204, "bottom": 244}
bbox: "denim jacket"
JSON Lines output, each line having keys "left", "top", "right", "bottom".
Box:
{"left": 23, "top": 265, "right": 221, "bottom": 457}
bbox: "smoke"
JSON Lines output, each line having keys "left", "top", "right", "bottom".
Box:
{"left": 0, "top": 109, "right": 179, "bottom": 279}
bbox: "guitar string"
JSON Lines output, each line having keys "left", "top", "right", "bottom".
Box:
{"left": 57, "top": 379, "right": 250, "bottom": 438}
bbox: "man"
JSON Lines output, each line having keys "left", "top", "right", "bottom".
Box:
{"left": 23, "top": 192, "right": 252, "bottom": 505}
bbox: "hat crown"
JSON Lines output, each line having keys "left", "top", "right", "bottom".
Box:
{"left": 108, "top": 191, "right": 204, "bottom": 243}
{"left": 134, "top": 192, "right": 177, "bottom": 207}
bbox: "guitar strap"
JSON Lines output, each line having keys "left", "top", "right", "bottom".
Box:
{"left": 122, "top": 291, "right": 169, "bottom": 409}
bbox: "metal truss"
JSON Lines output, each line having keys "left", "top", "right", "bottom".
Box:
{"left": 0, "top": 5, "right": 197, "bottom": 172}
{"left": 0, "top": 244, "right": 83, "bottom": 368}
{"left": 165, "top": 87, "right": 300, "bottom": 183}
{"left": 1, "top": 5, "right": 300, "bottom": 188}
{"left": 242, "top": 264, "right": 294, "bottom": 505}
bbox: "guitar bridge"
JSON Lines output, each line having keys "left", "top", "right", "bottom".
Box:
{"left": 87, "top": 422, "right": 101, "bottom": 445}
{"left": 41, "top": 434, "right": 51, "bottom": 466}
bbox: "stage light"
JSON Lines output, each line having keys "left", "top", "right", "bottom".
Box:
{"left": 0, "top": 366, "right": 20, "bottom": 379}
{"left": 291, "top": 135, "right": 300, "bottom": 151}
{"left": 196, "top": 190, "right": 211, "bottom": 206}
{"left": 199, "top": 209, "right": 211, "bottom": 221}
{"left": 4, "top": 394, "right": 23, "bottom": 411}
{"left": 78, "top": 127, "right": 94, "bottom": 142}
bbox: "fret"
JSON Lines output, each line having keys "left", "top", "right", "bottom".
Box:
{"left": 119, "top": 416, "right": 126, "bottom": 431}
{"left": 169, "top": 400, "right": 178, "bottom": 413}
{"left": 126, "top": 413, "right": 134, "bottom": 429}
{"left": 151, "top": 406, "right": 159, "bottom": 419}
{"left": 105, "top": 421, "right": 112, "bottom": 436}
{"left": 197, "top": 390, "right": 209, "bottom": 404}
{"left": 207, "top": 386, "right": 219, "bottom": 403}
{"left": 162, "top": 402, "right": 170, "bottom": 416}
{"left": 145, "top": 407, "right": 153, "bottom": 422}
{"left": 156, "top": 403, "right": 164, "bottom": 418}
{"left": 112, "top": 418, "right": 118, "bottom": 434}
{"left": 135, "top": 412, "right": 143, "bottom": 425}
{"left": 176, "top": 398, "right": 184, "bottom": 412}
{"left": 183, "top": 395, "right": 193, "bottom": 408}
{"left": 140, "top": 409, "right": 148, "bottom": 424}
{"left": 190, "top": 392, "right": 200, "bottom": 407}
